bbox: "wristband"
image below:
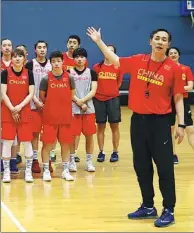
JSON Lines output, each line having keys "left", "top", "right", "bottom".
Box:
{"left": 178, "top": 124, "right": 186, "bottom": 129}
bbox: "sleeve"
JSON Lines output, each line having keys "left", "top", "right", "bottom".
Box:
{"left": 28, "top": 70, "right": 35, "bottom": 85}
{"left": 119, "top": 55, "right": 136, "bottom": 74}
{"left": 173, "top": 66, "right": 185, "bottom": 95}
{"left": 117, "top": 69, "right": 124, "bottom": 86}
{"left": 39, "top": 75, "right": 48, "bottom": 91}
{"left": 186, "top": 66, "right": 194, "bottom": 81}
{"left": 25, "top": 61, "right": 33, "bottom": 71}
{"left": 1, "top": 70, "right": 8, "bottom": 84}
{"left": 92, "top": 64, "right": 99, "bottom": 73}
{"left": 90, "top": 70, "right": 98, "bottom": 81}
{"left": 68, "top": 74, "right": 75, "bottom": 90}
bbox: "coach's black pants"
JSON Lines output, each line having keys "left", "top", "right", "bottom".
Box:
{"left": 130, "top": 112, "right": 176, "bottom": 212}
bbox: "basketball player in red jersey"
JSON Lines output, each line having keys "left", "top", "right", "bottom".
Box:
{"left": 25, "top": 41, "right": 53, "bottom": 173}
{"left": 1, "top": 38, "right": 19, "bottom": 174}
{"left": 1, "top": 48, "right": 35, "bottom": 183}
{"left": 167, "top": 47, "right": 194, "bottom": 164}
{"left": 39, "top": 51, "right": 75, "bottom": 181}
{"left": 93, "top": 45, "right": 123, "bottom": 163}
{"left": 16, "top": 45, "right": 29, "bottom": 65}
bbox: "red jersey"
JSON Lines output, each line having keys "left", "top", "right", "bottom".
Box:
{"left": 1, "top": 67, "right": 31, "bottom": 123}
{"left": 179, "top": 64, "right": 194, "bottom": 98}
{"left": 93, "top": 63, "right": 123, "bottom": 101}
{"left": 1, "top": 59, "right": 12, "bottom": 71}
{"left": 42, "top": 71, "right": 72, "bottom": 125}
{"left": 62, "top": 52, "right": 88, "bottom": 71}
{"left": 119, "top": 54, "right": 185, "bottom": 114}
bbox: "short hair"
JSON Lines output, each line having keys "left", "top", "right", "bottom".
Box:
{"left": 34, "top": 40, "right": 48, "bottom": 49}
{"left": 150, "top": 29, "right": 172, "bottom": 42}
{"left": 107, "top": 44, "right": 117, "bottom": 54}
{"left": 49, "top": 51, "right": 63, "bottom": 61}
{"left": 72, "top": 48, "right": 87, "bottom": 59}
{"left": 67, "top": 35, "right": 81, "bottom": 45}
{"left": 11, "top": 48, "right": 25, "bottom": 58}
{"left": 1, "top": 38, "right": 12, "bottom": 45}
{"left": 16, "top": 44, "right": 28, "bottom": 52}
{"left": 166, "top": 47, "right": 181, "bottom": 56}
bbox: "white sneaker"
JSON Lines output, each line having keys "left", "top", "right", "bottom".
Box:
{"left": 62, "top": 170, "right": 74, "bottom": 181}
{"left": 2, "top": 170, "right": 11, "bottom": 183}
{"left": 69, "top": 160, "right": 77, "bottom": 172}
{"left": 25, "top": 170, "right": 34, "bottom": 183}
{"left": 43, "top": 170, "right": 52, "bottom": 182}
{"left": 85, "top": 160, "right": 95, "bottom": 172}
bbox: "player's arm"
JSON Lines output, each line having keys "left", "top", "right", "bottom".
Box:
{"left": 117, "top": 70, "right": 124, "bottom": 88}
{"left": 39, "top": 75, "right": 48, "bottom": 104}
{"left": 184, "top": 67, "right": 194, "bottom": 92}
{"left": 184, "top": 81, "right": 193, "bottom": 92}
{"left": 1, "top": 70, "right": 15, "bottom": 112}
{"left": 87, "top": 27, "right": 120, "bottom": 67}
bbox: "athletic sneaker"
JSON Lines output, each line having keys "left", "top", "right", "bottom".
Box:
{"left": 32, "top": 160, "right": 41, "bottom": 173}
{"left": 85, "top": 160, "right": 95, "bottom": 172}
{"left": 97, "top": 151, "right": 105, "bottom": 162}
{"left": 62, "top": 170, "right": 74, "bottom": 181}
{"left": 43, "top": 170, "right": 52, "bottom": 182}
{"left": 50, "top": 150, "right": 57, "bottom": 162}
{"left": 25, "top": 170, "right": 34, "bottom": 183}
{"left": 128, "top": 204, "right": 158, "bottom": 219}
{"left": 2, "top": 170, "right": 11, "bottom": 183}
{"left": 110, "top": 151, "right": 119, "bottom": 162}
{"left": 16, "top": 153, "right": 22, "bottom": 164}
{"left": 154, "top": 209, "right": 175, "bottom": 227}
{"left": 75, "top": 156, "right": 80, "bottom": 163}
{"left": 1, "top": 160, "right": 4, "bottom": 173}
{"left": 69, "top": 160, "right": 77, "bottom": 172}
{"left": 10, "top": 159, "right": 19, "bottom": 174}
{"left": 173, "top": 154, "right": 179, "bottom": 164}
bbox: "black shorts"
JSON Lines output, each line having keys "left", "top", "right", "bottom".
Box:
{"left": 170, "top": 98, "right": 193, "bottom": 126}
{"left": 93, "top": 97, "right": 121, "bottom": 124}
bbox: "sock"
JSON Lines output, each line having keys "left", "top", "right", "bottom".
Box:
{"left": 25, "top": 158, "right": 33, "bottom": 172}
{"left": 145, "top": 207, "right": 154, "bottom": 210}
{"left": 11, "top": 158, "right": 16, "bottom": 161}
{"left": 86, "top": 154, "right": 92, "bottom": 162}
{"left": 50, "top": 149, "right": 55, "bottom": 157}
{"left": 100, "top": 150, "right": 104, "bottom": 154}
{"left": 33, "top": 150, "right": 38, "bottom": 160}
{"left": 17, "top": 152, "right": 21, "bottom": 156}
{"left": 70, "top": 153, "right": 75, "bottom": 162}
{"left": 62, "top": 162, "right": 69, "bottom": 171}
{"left": 43, "top": 163, "right": 49, "bottom": 172}
{"left": 113, "top": 150, "right": 118, "bottom": 153}
{"left": 3, "top": 160, "right": 10, "bottom": 171}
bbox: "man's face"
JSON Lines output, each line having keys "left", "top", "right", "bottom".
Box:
{"left": 150, "top": 31, "right": 170, "bottom": 55}
{"left": 74, "top": 55, "right": 87, "bottom": 67}
{"left": 12, "top": 54, "right": 25, "bottom": 67}
{"left": 51, "top": 57, "right": 63, "bottom": 70}
{"left": 35, "top": 42, "right": 47, "bottom": 57}
{"left": 1, "top": 39, "right": 12, "bottom": 56}
{"left": 67, "top": 38, "right": 79, "bottom": 52}
{"left": 168, "top": 49, "right": 180, "bottom": 63}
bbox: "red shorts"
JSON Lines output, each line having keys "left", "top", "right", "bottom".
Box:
{"left": 1, "top": 122, "right": 33, "bottom": 141}
{"left": 40, "top": 124, "right": 73, "bottom": 144}
{"left": 30, "top": 110, "right": 42, "bottom": 133}
{"left": 72, "top": 114, "right": 96, "bottom": 136}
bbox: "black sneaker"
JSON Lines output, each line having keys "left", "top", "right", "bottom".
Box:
{"left": 173, "top": 154, "right": 179, "bottom": 164}
{"left": 97, "top": 151, "right": 105, "bottom": 162}
{"left": 16, "top": 153, "right": 22, "bottom": 164}
{"left": 50, "top": 155, "right": 56, "bottom": 162}
{"left": 75, "top": 156, "right": 80, "bottom": 163}
{"left": 110, "top": 151, "right": 119, "bottom": 162}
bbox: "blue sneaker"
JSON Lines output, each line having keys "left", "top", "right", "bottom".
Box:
{"left": 10, "top": 159, "right": 19, "bottom": 174}
{"left": 154, "top": 209, "right": 175, "bottom": 227}
{"left": 110, "top": 151, "right": 119, "bottom": 162}
{"left": 16, "top": 153, "right": 22, "bottom": 164}
{"left": 128, "top": 204, "right": 158, "bottom": 219}
{"left": 1, "top": 159, "right": 4, "bottom": 173}
{"left": 173, "top": 154, "right": 179, "bottom": 164}
{"left": 97, "top": 151, "right": 105, "bottom": 162}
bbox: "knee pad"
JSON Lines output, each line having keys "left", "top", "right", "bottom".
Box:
{"left": 2, "top": 140, "right": 14, "bottom": 158}
{"left": 22, "top": 141, "right": 33, "bottom": 158}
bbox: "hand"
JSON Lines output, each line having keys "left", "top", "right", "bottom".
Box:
{"left": 76, "top": 99, "right": 84, "bottom": 107}
{"left": 87, "top": 27, "right": 101, "bottom": 43}
{"left": 12, "top": 112, "right": 20, "bottom": 123}
{"left": 13, "top": 104, "right": 23, "bottom": 114}
{"left": 175, "top": 127, "right": 184, "bottom": 144}
{"left": 35, "top": 101, "right": 44, "bottom": 110}
{"left": 81, "top": 104, "right": 88, "bottom": 112}
{"left": 184, "top": 86, "right": 189, "bottom": 92}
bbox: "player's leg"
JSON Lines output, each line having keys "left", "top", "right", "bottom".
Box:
{"left": 10, "top": 136, "right": 19, "bottom": 174}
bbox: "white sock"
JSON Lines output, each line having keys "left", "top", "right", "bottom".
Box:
{"left": 3, "top": 160, "right": 10, "bottom": 171}
{"left": 17, "top": 152, "right": 21, "bottom": 156}
{"left": 62, "top": 162, "right": 69, "bottom": 171}
{"left": 43, "top": 163, "right": 49, "bottom": 172}
{"left": 25, "top": 158, "right": 33, "bottom": 172}
{"left": 70, "top": 153, "right": 75, "bottom": 162}
{"left": 86, "top": 154, "right": 92, "bottom": 162}
{"left": 33, "top": 150, "right": 38, "bottom": 160}
{"left": 50, "top": 149, "right": 55, "bottom": 157}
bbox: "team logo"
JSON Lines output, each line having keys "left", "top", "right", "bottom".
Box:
{"left": 164, "top": 65, "right": 170, "bottom": 71}
{"left": 182, "top": 73, "right": 186, "bottom": 80}
{"left": 22, "top": 76, "right": 27, "bottom": 79}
